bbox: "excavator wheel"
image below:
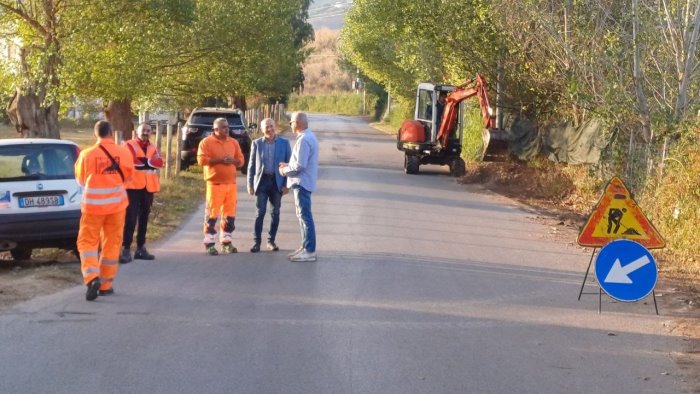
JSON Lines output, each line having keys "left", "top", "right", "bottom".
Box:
{"left": 449, "top": 157, "right": 466, "bottom": 177}
{"left": 405, "top": 155, "right": 420, "bottom": 174}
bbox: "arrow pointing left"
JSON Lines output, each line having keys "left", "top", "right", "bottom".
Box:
{"left": 604, "top": 255, "right": 651, "bottom": 284}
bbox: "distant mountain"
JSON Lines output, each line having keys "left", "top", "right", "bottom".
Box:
{"left": 308, "top": 0, "right": 352, "bottom": 31}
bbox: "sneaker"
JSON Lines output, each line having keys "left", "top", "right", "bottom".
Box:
{"left": 85, "top": 278, "right": 101, "bottom": 301}
{"left": 206, "top": 244, "right": 219, "bottom": 256}
{"left": 134, "top": 247, "right": 155, "bottom": 260}
{"left": 250, "top": 243, "right": 260, "bottom": 253}
{"left": 289, "top": 249, "right": 316, "bottom": 262}
{"left": 119, "top": 247, "right": 132, "bottom": 264}
{"left": 98, "top": 288, "right": 114, "bottom": 296}
{"left": 221, "top": 242, "right": 237, "bottom": 254}
{"left": 287, "top": 246, "right": 304, "bottom": 258}
{"left": 266, "top": 241, "right": 279, "bottom": 251}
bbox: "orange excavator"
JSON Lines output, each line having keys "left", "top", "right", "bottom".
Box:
{"left": 397, "top": 74, "right": 508, "bottom": 176}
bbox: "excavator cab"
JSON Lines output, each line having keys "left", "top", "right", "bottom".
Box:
{"left": 396, "top": 83, "right": 466, "bottom": 176}
{"left": 397, "top": 74, "right": 509, "bottom": 176}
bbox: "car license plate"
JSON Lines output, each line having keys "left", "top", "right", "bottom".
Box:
{"left": 19, "top": 195, "right": 64, "bottom": 208}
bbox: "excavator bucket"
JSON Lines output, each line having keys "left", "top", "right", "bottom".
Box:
{"left": 481, "top": 128, "right": 509, "bottom": 162}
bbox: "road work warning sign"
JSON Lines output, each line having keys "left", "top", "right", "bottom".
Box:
{"left": 577, "top": 176, "right": 665, "bottom": 249}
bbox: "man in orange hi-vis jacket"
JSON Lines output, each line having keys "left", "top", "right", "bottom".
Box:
{"left": 197, "top": 117, "right": 244, "bottom": 256}
{"left": 75, "top": 121, "right": 134, "bottom": 301}
{"left": 119, "top": 122, "right": 163, "bottom": 264}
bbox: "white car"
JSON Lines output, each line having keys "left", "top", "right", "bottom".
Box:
{"left": 0, "top": 138, "right": 82, "bottom": 260}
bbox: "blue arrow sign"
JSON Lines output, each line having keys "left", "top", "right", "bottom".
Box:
{"left": 595, "top": 239, "right": 657, "bottom": 302}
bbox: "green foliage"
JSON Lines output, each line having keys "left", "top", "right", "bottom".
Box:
{"left": 640, "top": 133, "right": 700, "bottom": 273}
{"left": 0, "top": 0, "right": 312, "bottom": 116}
{"left": 386, "top": 99, "right": 412, "bottom": 129}
{"left": 461, "top": 105, "right": 486, "bottom": 162}
{"left": 288, "top": 92, "right": 377, "bottom": 116}
{"left": 340, "top": 0, "right": 502, "bottom": 101}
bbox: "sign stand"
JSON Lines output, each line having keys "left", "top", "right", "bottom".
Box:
{"left": 577, "top": 247, "right": 598, "bottom": 301}
{"left": 576, "top": 247, "right": 657, "bottom": 315}
{"left": 576, "top": 177, "right": 664, "bottom": 315}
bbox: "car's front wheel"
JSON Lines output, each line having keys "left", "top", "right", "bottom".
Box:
{"left": 10, "top": 247, "right": 32, "bottom": 261}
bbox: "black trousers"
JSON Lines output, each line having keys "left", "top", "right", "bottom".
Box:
{"left": 123, "top": 188, "right": 154, "bottom": 249}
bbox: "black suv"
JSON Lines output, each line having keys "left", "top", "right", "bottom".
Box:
{"left": 180, "top": 107, "right": 255, "bottom": 173}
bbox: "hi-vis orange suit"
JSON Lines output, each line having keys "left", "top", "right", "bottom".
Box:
{"left": 75, "top": 138, "right": 134, "bottom": 291}
{"left": 197, "top": 135, "right": 244, "bottom": 245}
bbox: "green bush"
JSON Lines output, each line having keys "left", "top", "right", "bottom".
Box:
{"left": 640, "top": 135, "right": 700, "bottom": 274}
{"left": 288, "top": 92, "right": 377, "bottom": 116}
{"left": 461, "top": 105, "right": 485, "bottom": 162}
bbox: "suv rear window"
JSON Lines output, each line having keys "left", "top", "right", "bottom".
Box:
{"left": 0, "top": 144, "right": 78, "bottom": 182}
{"left": 190, "top": 113, "right": 243, "bottom": 127}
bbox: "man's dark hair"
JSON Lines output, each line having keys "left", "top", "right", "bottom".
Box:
{"left": 94, "top": 121, "right": 112, "bottom": 137}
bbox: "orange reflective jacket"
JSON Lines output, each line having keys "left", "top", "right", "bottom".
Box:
{"left": 124, "top": 139, "right": 162, "bottom": 192}
{"left": 75, "top": 138, "right": 135, "bottom": 215}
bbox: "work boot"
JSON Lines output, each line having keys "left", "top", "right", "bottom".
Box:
{"left": 134, "top": 246, "right": 155, "bottom": 260}
{"left": 221, "top": 242, "right": 237, "bottom": 254}
{"left": 85, "top": 278, "right": 101, "bottom": 301}
{"left": 119, "top": 247, "right": 132, "bottom": 264}
{"left": 250, "top": 243, "right": 260, "bottom": 253}
{"left": 266, "top": 241, "right": 279, "bottom": 251}
{"left": 98, "top": 288, "right": 114, "bottom": 296}
{"left": 206, "top": 244, "right": 219, "bottom": 256}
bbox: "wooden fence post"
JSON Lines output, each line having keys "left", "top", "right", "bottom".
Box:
{"left": 175, "top": 122, "right": 182, "bottom": 175}
{"left": 165, "top": 124, "right": 174, "bottom": 180}
{"left": 155, "top": 123, "right": 164, "bottom": 160}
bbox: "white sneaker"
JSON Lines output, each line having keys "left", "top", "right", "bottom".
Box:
{"left": 287, "top": 246, "right": 304, "bottom": 258}
{"left": 290, "top": 249, "right": 316, "bottom": 262}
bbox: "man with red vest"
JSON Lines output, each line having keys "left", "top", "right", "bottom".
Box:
{"left": 75, "top": 121, "right": 134, "bottom": 301}
{"left": 197, "top": 117, "right": 244, "bottom": 255}
{"left": 120, "top": 123, "right": 163, "bottom": 263}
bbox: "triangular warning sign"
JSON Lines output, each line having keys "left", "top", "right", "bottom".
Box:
{"left": 578, "top": 177, "right": 665, "bottom": 249}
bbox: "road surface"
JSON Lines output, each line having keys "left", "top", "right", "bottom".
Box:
{"left": 0, "top": 114, "right": 689, "bottom": 393}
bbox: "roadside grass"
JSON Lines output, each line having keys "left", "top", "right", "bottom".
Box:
{"left": 288, "top": 92, "right": 378, "bottom": 116}
{"left": 147, "top": 168, "right": 204, "bottom": 242}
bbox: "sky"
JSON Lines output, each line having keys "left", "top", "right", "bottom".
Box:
{"left": 308, "top": 0, "right": 352, "bottom": 30}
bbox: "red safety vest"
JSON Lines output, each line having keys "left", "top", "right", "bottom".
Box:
{"left": 125, "top": 139, "right": 161, "bottom": 193}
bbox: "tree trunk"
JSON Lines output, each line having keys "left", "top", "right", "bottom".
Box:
{"left": 674, "top": 0, "right": 700, "bottom": 121}
{"left": 105, "top": 99, "right": 134, "bottom": 140}
{"left": 632, "top": 0, "right": 652, "bottom": 142}
{"left": 6, "top": 87, "right": 60, "bottom": 139}
{"left": 228, "top": 96, "right": 247, "bottom": 111}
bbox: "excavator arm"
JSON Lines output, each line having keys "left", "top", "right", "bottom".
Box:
{"left": 436, "top": 74, "right": 495, "bottom": 148}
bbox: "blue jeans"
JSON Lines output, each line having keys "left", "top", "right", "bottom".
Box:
{"left": 253, "top": 175, "right": 282, "bottom": 244}
{"left": 292, "top": 185, "right": 315, "bottom": 253}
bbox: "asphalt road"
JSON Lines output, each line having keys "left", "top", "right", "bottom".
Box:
{"left": 0, "top": 114, "right": 687, "bottom": 393}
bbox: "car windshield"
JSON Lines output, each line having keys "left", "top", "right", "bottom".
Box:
{"left": 0, "top": 143, "right": 78, "bottom": 182}
{"left": 190, "top": 113, "right": 243, "bottom": 127}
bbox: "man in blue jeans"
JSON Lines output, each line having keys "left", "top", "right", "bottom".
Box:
{"left": 247, "top": 118, "right": 291, "bottom": 253}
{"left": 279, "top": 112, "right": 319, "bottom": 262}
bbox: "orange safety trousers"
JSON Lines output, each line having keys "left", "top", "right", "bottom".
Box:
{"left": 203, "top": 183, "right": 237, "bottom": 244}
{"left": 77, "top": 210, "right": 125, "bottom": 291}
